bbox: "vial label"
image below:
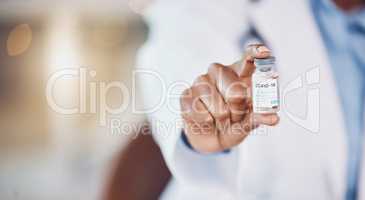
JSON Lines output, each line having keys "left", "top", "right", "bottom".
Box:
{"left": 252, "top": 78, "right": 279, "bottom": 113}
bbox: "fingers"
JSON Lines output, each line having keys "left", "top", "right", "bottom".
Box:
{"left": 193, "top": 74, "right": 231, "bottom": 132}
{"left": 208, "top": 63, "right": 248, "bottom": 123}
{"left": 180, "top": 85, "right": 279, "bottom": 153}
{"left": 179, "top": 44, "right": 279, "bottom": 153}
{"left": 180, "top": 87, "right": 224, "bottom": 153}
{"left": 180, "top": 88, "right": 214, "bottom": 124}
{"left": 231, "top": 44, "right": 271, "bottom": 78}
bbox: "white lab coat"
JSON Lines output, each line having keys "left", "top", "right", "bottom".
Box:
{"left": 136, "top": 0, "right": 365, "bottom": 199}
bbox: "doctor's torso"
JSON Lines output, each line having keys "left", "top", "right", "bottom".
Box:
{"left": 137, "top": 0, "right": 365, "bottom": 199}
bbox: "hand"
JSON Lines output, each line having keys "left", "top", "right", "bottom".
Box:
{"left": 180, "top": 44, "right": 280, "bottom": 153}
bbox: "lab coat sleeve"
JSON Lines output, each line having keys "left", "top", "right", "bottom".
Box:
{"left": 135, "top": 0, "right": 250, "bottom": 194}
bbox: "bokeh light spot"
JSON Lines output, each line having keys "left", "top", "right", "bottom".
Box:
{"left": 7, "top": 24, "right": 32, "bottom": 56}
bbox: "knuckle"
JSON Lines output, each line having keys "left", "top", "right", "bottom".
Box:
{"left": 214, "top": 109, "right": 230, "bottom": 121}
{"left": 208, "top": 62, "right": 226, "bottom": 75}
{"left": 193, "top": 83, "right": 214, "bottom": 98}
{"left": 193, "top": 75, "right": 213, "bottom": 92}
{"left": 227, "top": 96, "right": 246, "bottom": 104}
{"left": 226, "top": 90, "right": 246, "bottom": 104}
{"left": 194, "top": 74, "right": 210, "bottom": 84}
{"left": 225, "top": 82, "right": 247, "bottom": 103}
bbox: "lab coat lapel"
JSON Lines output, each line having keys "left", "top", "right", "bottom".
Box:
{"left": 249, "top": 0, "right": 347, "bottom": 198}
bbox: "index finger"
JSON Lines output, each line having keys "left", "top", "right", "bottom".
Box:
{"left": 231, "top": 44, "right": 271, "bottom": 78}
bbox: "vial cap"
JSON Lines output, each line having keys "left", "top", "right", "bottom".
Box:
{"left": 254, "top": 56, "right": 276, "bottom": 66}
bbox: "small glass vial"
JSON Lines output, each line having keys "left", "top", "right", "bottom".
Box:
{"left": 252, "top": 56, "right": 280, "bottom": 113}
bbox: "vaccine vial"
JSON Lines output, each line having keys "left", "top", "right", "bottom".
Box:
{"left": 252, "top": 56, "right": 280, "bottom": 113}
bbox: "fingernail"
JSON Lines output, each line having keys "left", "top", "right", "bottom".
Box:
{"left": 257, "top": 46, "right": 271, "bottom": 53}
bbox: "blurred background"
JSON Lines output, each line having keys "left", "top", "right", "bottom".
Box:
{"left": 0, "top": 0, "right": 167, "bottom": 199}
